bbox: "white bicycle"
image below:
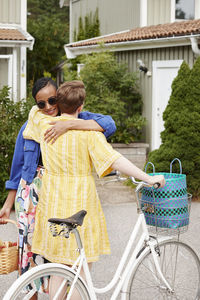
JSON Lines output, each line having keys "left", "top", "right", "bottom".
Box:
{"left": 4, "top": 175, "right": 200, "bottom": 299}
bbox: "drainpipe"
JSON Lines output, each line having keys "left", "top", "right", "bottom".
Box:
{"left": 190, "top": 36, "right": 200, "bottom": 56}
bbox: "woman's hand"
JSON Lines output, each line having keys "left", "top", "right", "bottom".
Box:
{"left": 0, "top": 207, "right": 11, "bottom": 224}
{"left": 0, "top": 190, "right": 16, "bottom": 224}
{"left": 148, "top": 175, "right": 165, "bottom": 188}
{"left": 44, "top": 121, "right": 71, "bottom": 144}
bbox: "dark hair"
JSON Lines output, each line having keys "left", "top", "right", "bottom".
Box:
{"left": 57, "top": 81, "right": 86, "bottom": 114}
{"left": 32, "top": 77, "right": 58, "bottom": 100}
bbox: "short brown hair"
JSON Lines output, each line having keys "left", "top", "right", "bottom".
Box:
{"left": 57, "top": 80, "right": 86, "bottom": 114}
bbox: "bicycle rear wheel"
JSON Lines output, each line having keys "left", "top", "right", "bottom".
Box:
{"left": 126, "top": 239, "right": 200, "bottom": 299}
{"left": 3, "top": 263, "right": 90, "bottom": 300}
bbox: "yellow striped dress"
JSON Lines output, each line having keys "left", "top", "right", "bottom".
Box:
{"left": 23, "top": 106, "right": 121, "bottom": 264}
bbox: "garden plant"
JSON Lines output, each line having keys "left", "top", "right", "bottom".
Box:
{"left": 0, "top": 86, "right": 34, "bottom": 207}
{"left": 64, "top": 50, "right": 146, "bottom": 144}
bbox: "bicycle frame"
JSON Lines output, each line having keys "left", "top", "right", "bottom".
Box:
{"left": 3, "top": 174, "right": 199, "bottom": 300}
{"left": 68, "top": 182, "right": 174, "bottom": 300}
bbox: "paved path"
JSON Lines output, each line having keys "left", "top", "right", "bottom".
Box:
{"left": 0, "top": 181, "right": 200, "bottom": 299}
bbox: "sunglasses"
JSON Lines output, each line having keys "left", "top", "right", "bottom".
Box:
{"left": 36, "top": 97, "right": 57, "bottom": 109}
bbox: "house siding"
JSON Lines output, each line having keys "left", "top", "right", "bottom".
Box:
{"left": 0, "top": 0, "right": 21, "bottom": 24}
{"left": 147, "top": 0, "right": 171, "bottom": 25}
{"left": 72, "top": 0, "right": 140, "bottom": 41}
{"left": 71, "top": 0, "right": 175, "bottom": 41}
{"left": 116, "top": 45, "right": 195, "bottom": 146}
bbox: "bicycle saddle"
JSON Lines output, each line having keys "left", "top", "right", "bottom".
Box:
{"left": 48, "top": 210, "right": 87, "bottom": 227}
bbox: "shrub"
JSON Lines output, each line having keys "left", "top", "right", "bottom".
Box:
{"left": 0, "top": 86, "right": 34, "bottom": 207}
{"left": 148, "top": 58, "right": 200, "bottom": 197}
{"left": 74, "top": 8, "right": 100, "bottom": 41}
{"left": 76, "top": 51, "right": 146, "bottom": 143}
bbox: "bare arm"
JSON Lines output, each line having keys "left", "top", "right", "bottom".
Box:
{"left": 111, "top": 156, "right": 165, "bottom": 187}
{"left": 0, "top": 190, "right": 16, "bottom": 224}
{"left": 44, "top": 119, "right": 104, "bottom": 144}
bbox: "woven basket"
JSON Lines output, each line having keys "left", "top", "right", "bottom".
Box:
{"left": 141, "top": 158, "right": 190, "bottom": 232}
{"left": 0, "top": 219, "right": 18, "bottom": 274}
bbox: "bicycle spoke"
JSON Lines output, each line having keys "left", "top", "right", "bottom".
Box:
{"left": 3, "top": 264, "right": 90, "bottom": 300}
{"left": 125, "top": 240, "right": 200, "bottom": 300}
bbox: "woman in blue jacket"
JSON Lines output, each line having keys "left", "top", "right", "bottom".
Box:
{"left": 0, "top": 77, "right": 116, "bottom": 294}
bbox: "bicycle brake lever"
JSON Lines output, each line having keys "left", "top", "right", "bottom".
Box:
{"left": 103, "top": 178, "right": 118, "bottom": 185}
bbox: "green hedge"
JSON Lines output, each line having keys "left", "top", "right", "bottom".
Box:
{"left": 0, "top": 86, "right": 34, "bottom": 207}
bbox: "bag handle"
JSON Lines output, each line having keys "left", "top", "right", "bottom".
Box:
{"left": 3, "top": 219, "right": 18, "bottom": 248}
{"left": 170, "top": 158, "right": 182, "bottom": 174}
{"left": 145, "top": 162, "right": 155, "bottom": 173}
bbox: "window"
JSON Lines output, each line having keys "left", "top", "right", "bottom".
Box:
{"left": 175, "top": 0, "right": 195, "bottom": 20}
{"left": 0, "top": 55, "right": 13, "bottom": 90}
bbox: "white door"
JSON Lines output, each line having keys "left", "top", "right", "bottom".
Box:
{"left": 151, "top": 60, "right": 183, "bottom": 150}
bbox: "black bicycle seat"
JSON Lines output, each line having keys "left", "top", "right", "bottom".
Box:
{"left": 48, "top": 210, "right": 87, "bottom": 227}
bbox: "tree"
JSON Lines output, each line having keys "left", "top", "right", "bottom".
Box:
{"left": 148, "top": 58, "right": 200, "bottom": 197}
{"left": 27, "top": 0, "right": 69, "bottom": 81}
{"left": 74, "top": 8, "right": 100, "bottom": 42}
{"left": 75, "top": 51, "right": 145, "bottom": 143}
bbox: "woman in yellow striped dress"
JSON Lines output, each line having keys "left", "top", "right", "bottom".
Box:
{"left": 23, "top": 80, "right": 165, "bottom": 272}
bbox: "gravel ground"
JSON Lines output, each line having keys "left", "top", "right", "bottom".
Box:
{"left": 1, "top": 182, "right": 200, "bottom": 299}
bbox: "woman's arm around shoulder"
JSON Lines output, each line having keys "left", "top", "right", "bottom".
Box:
{"left": 78, "top": 111, "right": 116, "bottom": 138}
{"left": 44, "top": 111, "right": 116, "bottom": 144}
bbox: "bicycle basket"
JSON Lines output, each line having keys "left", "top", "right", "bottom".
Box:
{"left": 0, "top": 219, "right": 18, "bottom": 274}
{"left": 141, "top": 159, "right": 191, "bottom": 235}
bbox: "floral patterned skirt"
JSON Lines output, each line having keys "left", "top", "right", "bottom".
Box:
{"left": 15, "top": 166, "right": 49, "bottom": 293}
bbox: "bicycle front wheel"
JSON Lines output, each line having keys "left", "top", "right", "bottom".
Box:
{"left": 3, "top": 263, "right": 90, "bottom": 300}
{"left": 126, "top": 239, "right": 200, "bottom": 299}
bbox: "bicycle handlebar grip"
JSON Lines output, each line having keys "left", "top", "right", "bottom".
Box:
{"left": 153, "top": 182, "right": 160, "bottom": 189}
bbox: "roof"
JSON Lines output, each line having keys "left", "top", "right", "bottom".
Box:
{"left": 0, "top": 24, "right": 34, "bottom": 50}
{"left": 0, "top": 28, "right": 26, "bottom": 41}
{"left": 64, "top": 19, "right": 200, "bottom": 58}
{"left": 69, "top": 19, "right": 200, "bottom": 48}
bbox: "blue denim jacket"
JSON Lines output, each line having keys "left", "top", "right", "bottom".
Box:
{"left": 5, "top": 111, "right": 116, "bottom": 190}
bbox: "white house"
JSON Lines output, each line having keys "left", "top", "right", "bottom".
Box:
{"left": 0, "top": 0, "right": 34, "bottom": 101}
{"left": 62, "top": 0, "right": 200, "bottom": 150}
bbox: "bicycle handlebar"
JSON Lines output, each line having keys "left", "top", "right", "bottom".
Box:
{"left": 104, "top": 171, "right": 160, "bottom": 190}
